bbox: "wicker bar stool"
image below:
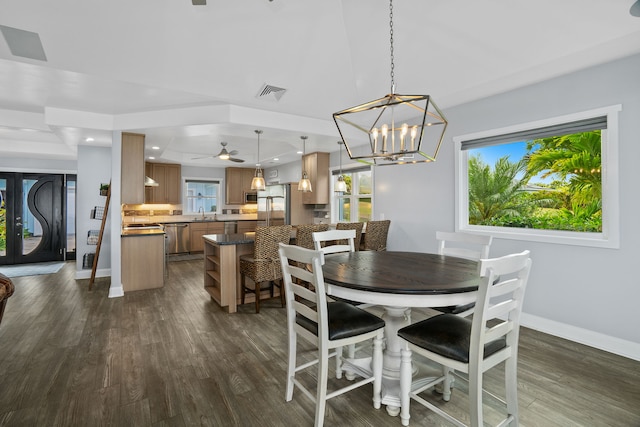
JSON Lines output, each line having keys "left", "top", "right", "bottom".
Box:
{"left": 336, "top": 222, "right": 364, "bottom": 251}
{"left": 363, "top": 220, "right": 390, "bottom": 251}
{"left": 294, "top": 223, "right": 329, "bottom": 249}
{"left": 240, "top": 225, "right": 293, "bottom": 313}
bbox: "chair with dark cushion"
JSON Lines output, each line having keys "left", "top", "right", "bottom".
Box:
{"left": 433, "top": 231, "right": 494, "bottom": 317}
{"left": 239, "top": 225, "right": 293, "bottom": 313}
{"left": 278, "top": 243, "right": 384, "bottom": 427}
{"left": 398, "top": 250, "right": 532, "bottom": 427}
{"left": 335, "top": 222, "right": 364, "bottom": 251}
{"left": 363, "top": 220, "right": 390, "bottom": 251}
{"left": 0, "top": 273, "right": 15, "bottom": 327}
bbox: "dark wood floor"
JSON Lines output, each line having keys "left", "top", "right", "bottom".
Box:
{"left": 0, "top": 261, "right": 638, "bottom": 427}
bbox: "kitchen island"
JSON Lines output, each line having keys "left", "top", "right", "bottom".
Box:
{"left": 203, "top": 233, "right": 256, "bottom": 313}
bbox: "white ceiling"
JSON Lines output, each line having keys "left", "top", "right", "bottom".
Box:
{"left": 1, "top": 0, "right": 639, "bottom": 168}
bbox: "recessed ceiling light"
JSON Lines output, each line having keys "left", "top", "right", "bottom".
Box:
{"left": 148, "top": 156, "right": 155, "bottom": 160}
{"left": 296, "top": 150, "right": 303, "bottom": 154}
{"left": 273, "top": 158, "right": 279, "bottom": 161}
{"left": 85, "top": 137, "right": 95, "bottom": 142}
{"left": 151, "top": 146, "right": 160, "bottom": 150}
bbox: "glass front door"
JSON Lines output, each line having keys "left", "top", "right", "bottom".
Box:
{"left": 0, "top": 173, "right": 65, "bottom": 265}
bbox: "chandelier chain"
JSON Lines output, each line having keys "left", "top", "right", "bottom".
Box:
{"left": 389, "top": 0, "right": 395, "bottom": 93}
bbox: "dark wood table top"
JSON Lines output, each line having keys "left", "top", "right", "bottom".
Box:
{"left": 322, "top": 251, "right": 480, "bottom": 295}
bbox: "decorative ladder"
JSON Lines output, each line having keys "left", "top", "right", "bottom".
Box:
{"left": 89, "top": 182, "right": 110, "bottom": 290}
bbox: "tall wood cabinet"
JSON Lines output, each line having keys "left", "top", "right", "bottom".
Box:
{"left": 225, "top": 167, "right": 255, "bottom": 205}
{"left": 121, "top": 133, "right": 145, "bottom": 204}
{"left": 301, "top": 152, "right": 330, "bottom": 205}
{"left": 145, "top": 162, "right": 182, "bottom": 204}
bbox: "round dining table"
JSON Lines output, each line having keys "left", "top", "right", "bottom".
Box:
{"left": 322, "top": 251, "right": 481, "bottom": 416}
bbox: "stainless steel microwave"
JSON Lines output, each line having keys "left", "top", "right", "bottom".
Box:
{"left": 244, "top": 191, "right": 258, "bottom": 204}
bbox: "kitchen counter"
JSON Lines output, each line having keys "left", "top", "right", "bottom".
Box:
{"left": 202, "top": 234, "right": 256, "bottom": 313}
{"left": 203, "top": 232, "right": 255, "bottom": 245}
{"left": 121, "top": 229, "right": 166, "bottom": 237}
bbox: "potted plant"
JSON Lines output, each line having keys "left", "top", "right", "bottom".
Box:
{"left": 99, "top": 183, "right": 109, "bottom": 196}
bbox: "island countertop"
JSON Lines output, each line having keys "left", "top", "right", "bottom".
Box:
{"left": 203, "top": 233, "right": 256, "bottom": 246}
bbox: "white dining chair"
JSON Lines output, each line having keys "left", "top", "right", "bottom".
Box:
{"left": 313, "top": 228, "right": 370, "bottom": 379}
{"left": 434, "top": 231, "right": 493, "bottom": 317}
{"left": 278, "top": 243, "right": 385, "bottom": 427}
{"left": 436, "top": 231, "right": 493, "bottom": 261}
{"left": 398, "top": 250, "right": 532, "bottom": 427}
{"left": 312, "top": 229, "right": 356, "bottom": 254}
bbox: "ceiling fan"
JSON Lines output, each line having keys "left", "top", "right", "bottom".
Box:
{"left": 193, "top": 142, "right": 245, "bottom": 163}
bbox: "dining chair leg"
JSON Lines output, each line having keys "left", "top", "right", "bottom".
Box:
{"left": 442, "top": 366, "right": 453, "bottom": 402}
{"left": 400, "top": 346, "right": 412, "bottom": 427}
{"left": 469, "top": 364, "right": 483, "bottom": 427}
{"left": 286, "top": 333, "right": 297, "bottom": 402}
{"left": 255, "top": 281, "right": 261, "bottom": 313}
{"left": 505, "top": 354, "right": 519, "bottom": 424}
{"left": 279, "top": 279, "right": 286, "bottom": 308}
{"left": 315, "top": 347, "right": 330, "bottom": 427}
{"left": 241, "top": 274, "right": 246, "bottom": 305}
{"left": 335, "top": 346, "right": 343, "bottom": 379}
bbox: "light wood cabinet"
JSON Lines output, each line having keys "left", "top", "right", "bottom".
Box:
{"left": 225, "top": 167, "right": 255, "bottom": 205}
{"left": 204, "top": 237, "right": 253, "bottom": 313}
{"left": 145, "top": 162, "right": 182, "bottom": 204}
{"left": 121, "top": 234, "right": 165, "bottom": 291}
{"left": 121, "top": 132, "right": 145, "bottom": 204}
{"left": 301, "top": 152, "right": 330, "bottom": 205}
{"left": 189, "top": 222, "right": 225, "bottom": 253}
{"left": 237, "top": 220, "right": 257, "bottom": 234}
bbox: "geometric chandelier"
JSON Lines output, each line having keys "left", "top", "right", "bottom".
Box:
{"left": 333, "top": 0, "right": 448, "bottom": 166}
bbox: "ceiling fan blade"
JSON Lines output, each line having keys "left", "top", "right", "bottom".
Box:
{"left": 228, "top": 157, "right": 245, "bottom": 163}
{"left": 228, "top": 150, "right": 238, "bottom": 156}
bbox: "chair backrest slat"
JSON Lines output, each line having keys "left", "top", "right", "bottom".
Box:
{"left": 436, "top": 231, "right": 492, "bottom": 260}
{"left": 313, "top": 229, "right": 356, "bottom": 254}
{"left": 279, "top": 243, "right": 329, "bottom": 341}
{"left": 470, "top": 250, "right": 531, "bottom": 364}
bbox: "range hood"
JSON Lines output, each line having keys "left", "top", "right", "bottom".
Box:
{"left": 145, "top": 176, "right": 159, "bottom": 187}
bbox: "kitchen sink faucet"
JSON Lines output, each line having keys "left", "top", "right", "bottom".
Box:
{"left": 198, "top": 207, "right": 205, "bottom": 220}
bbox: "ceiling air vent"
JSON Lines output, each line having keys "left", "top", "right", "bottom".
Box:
{"left": 256, "top": 84, "right": 287, "bottom": 101}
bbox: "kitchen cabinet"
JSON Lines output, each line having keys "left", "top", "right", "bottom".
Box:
{"left": 237, "top": 220, "right": 257, "bottom": 234}
{"left": 121, "top": 233, "right": 165, "bottom": 291}
{"left": 189, "top": 221, "right": 225, "bottom": 253}
{"left": 225, "top": 167, "right": 255, "bottom": 205}
{"left": 146, "top": 162, "right": 182, "bottom": 204}
{"left": 121, "top": 132, "right": 145, "bottom": 204}
{"left": 301, "top": 152, "right": 330, "bottom": 205}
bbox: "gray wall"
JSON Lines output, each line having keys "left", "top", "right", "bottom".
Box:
{"left": 374, "top": 54, "right": 640, "bottom": 357}
{"left": 76, "top": 145, "right": 112, "bottom": 277}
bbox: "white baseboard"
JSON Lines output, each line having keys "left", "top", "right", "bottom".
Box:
{"left": 74, "top": 268, "right": 111, "bottom": 280}
{"left": 521, "top": 313, "right": 640, "bottom": 362}
{"left": 108, "top": 285, "right": 124, "bottom": 298}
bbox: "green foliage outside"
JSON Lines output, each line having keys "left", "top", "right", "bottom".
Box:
{"left": 469, "top": 131, "right": 602, "bottom": 232}
{"left": 0, "top": 207, "right": 5, "bottom": 251}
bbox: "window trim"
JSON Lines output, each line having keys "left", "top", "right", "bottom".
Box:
{"left": 183, "top": 178, "right": 222, "bottom": 215}
{"left": 331, "top": 164, "right": 373, "bottom": 223}
{"left": 453, "top": 105, "right": 621, "bottom": 248}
